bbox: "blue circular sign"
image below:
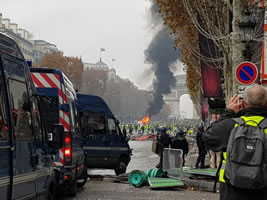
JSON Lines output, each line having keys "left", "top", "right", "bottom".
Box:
{"left": 236, "top": 62, "right": 258, "bottom": 85}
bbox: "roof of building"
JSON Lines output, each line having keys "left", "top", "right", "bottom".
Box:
{"left": 96, "top": 59, "right": 108, "bottom": 66}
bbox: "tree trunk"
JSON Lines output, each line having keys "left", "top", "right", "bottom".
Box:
{"left": 231, "top": 0, "right": 247, "bottom": 95}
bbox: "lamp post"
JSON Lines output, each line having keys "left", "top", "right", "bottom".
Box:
{"left": 238, "top": 9, "right": 256, "bottom": 61}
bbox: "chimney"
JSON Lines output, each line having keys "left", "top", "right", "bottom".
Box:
{"left": 18, "top": 28, "right": 25, "bottom": 39}
{"left": 2, "top": 18, "right": 10, "bottom": 29}
{"left": 10, "top": 23, "right": 18, "bottom": 34}
{"left": 0, "top": 14, "right": 2, "bottom": 28}
{"left": 24, "top": 30, "right": 29, "bottom": 40}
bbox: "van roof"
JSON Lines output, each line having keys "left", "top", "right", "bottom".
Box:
{"left": 30, "top": 67, "right": 76, "bottom": 96}
{"left": 0, "top": 32, "right": 24, "bottom": 60}
{"left": 30, "top": 67, "right": 62, "bottom": 74}
{"left": 77, "top": 93, "right": 114, "bottom": 118}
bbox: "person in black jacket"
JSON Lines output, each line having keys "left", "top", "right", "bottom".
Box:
{"left": 202, "top": 84, "right": 267, "bottom": 200}
{"left": 170, "top": 128, "right": 189, "bottom": 166}
{"left": 156, "top": 126, "right": 171, "bottom": 169}
{"left": 195, "top": 124, "right": 207, "bottom": 168}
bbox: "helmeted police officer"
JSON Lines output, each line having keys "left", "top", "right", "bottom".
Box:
{"left": 170, "top": 128, "right": 189, "bottom": 166}
{"left": 156, "top": 126, "right": 171, "bottom": 168}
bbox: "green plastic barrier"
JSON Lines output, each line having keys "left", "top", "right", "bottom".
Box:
{"left": 128, "top": 170, "right": 148, "bottom": 187}
{"left": 146, "top": 168, "right": 167, "bottom": 178}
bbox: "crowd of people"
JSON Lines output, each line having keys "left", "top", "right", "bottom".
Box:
{"left": 119, "top": 122, "right": 223, "bottom": 170}
{"left": 154, "top": 84, "right": 267, "bottom": 200}
{"left": 118, "top": 83, "right": 267, "bottom": 200}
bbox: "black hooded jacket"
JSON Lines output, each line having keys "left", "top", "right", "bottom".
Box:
{"left": 202, "top": 107, "right": 267, "bottom": 152}
{"left": 196, "top": 130, "right": 206, "bottom": 151}
{"left": 170, "top": 135, "right": 189, "bottom": 155}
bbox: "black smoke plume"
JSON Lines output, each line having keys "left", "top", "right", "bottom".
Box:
{"left": 145, "top": 1, "right": 181, "bottom": 116}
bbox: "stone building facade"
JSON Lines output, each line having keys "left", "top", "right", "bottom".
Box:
{"left": 0, "top": 13, "right": 58, "bottom": 65}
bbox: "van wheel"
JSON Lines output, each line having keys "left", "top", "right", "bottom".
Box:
{"left": 114, "top": 160, "right": 127, "bottom": 176}
{"left": 77, "top": 166, "right": 88, "bottom": 188}
{"left": 69, "top": 180, "right": 77, "bottom": 196}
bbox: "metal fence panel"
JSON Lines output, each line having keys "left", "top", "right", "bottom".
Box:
{"left": 162, "top": 148, "right": 183, "bottom": 171}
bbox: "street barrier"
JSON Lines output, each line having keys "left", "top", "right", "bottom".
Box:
{"left": 146, "top": 168, "right": 167, "bottom": 178}
{"left": 128, "top": 170, "right": 148, "bottom": 187}
{"left": 162, "top": 148, "right": 183, "bottom": 171}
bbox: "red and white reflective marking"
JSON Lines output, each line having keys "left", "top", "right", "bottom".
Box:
{"left": 31, "top": 72, "right": 70, "bottom": 132}
{"left": 53, "top": 162, "right": 63, "bottom": 167}
{"left": 59, "top": 149, "right": 64, "bottom": 164}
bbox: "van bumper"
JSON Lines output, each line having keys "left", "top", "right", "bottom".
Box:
{"left": 54, "top": 163, "right": 85, "bottom": 187}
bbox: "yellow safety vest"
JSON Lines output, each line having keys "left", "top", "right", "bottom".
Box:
{"left": 219, "top": 116, "right": 267, "bottom": 183}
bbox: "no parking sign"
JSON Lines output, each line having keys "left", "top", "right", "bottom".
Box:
{"left": 236, "top": 62, "right": 258, "bottom": 85}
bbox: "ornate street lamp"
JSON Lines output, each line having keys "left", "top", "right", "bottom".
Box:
{"left": 238, "top": 9, "right": 256, "bottom": 61}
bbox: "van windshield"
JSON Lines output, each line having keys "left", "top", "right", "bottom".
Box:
{"left": 39, "top": 96, "right": 59, "bottom": 132}
{"left": 82, "top": 112, "right": 105, "bottom": 135}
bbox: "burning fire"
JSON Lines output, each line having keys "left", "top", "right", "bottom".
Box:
{"left": 140, "top": 114, "right": 150, "bottom": 125}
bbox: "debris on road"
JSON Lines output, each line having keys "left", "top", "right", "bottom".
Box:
{"left": 129, "top": 168, "right": 185, "bottom": 189}
{"left": 134, "top": 134, "right": 156, "bottom": 141}
{"left": 128, "top": 170, "right": 148, "bottom": 187}
{"left": 148, "top": 177, "right": 184, "bottom": 188}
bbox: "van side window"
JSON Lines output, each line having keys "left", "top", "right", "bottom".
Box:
{"left": 8, "top": 79, "right": 32, "bottom": 139}
{"left": 87, "top": 112, "right": 105, "bottom": 134}
{"left": 3, "top": 57, "right": 25, "bottom": 79}
{"left": 66, "top": 89, "right": 75, "bottom": 131}
{"left": 0, "top": 76, "right": 8, "bottom": 140}
{"left": 31, "top": 97, "right": 43, "bottom": 143}
{"left": 108, "top": 118, "right": 119, "bottom": 136}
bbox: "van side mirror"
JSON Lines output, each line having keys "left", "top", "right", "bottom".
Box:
{"left": 115, "top": 119, "right": 120, "bottom": 124}
{"left": 48, "top": 124, "right": 64, "bottom": 149}
{"left": 59, "top": 104, "right": 70, "bottom": 112}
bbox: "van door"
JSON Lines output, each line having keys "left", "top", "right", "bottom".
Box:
{"left": 3, "top": 57, "right": 36, "bottom": 199}
{"left": 107, "top": 118, "right": 124, "bottom": 166}
{"left": 31, "top": 96, "right": 53, "bottom": 198}
{"left": 82, "top": 112, "right": 111, "bottom": 168}
{"left": 0, "top": 67, "right": 12, "bottom": 200}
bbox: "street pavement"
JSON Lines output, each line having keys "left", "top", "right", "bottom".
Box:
{"left": 57, "top": 139, "right": 220, "bottom": 200}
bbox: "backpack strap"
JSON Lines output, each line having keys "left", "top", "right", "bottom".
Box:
{"left": 259, "top": 118, "right": 267, "bottom": 129}
{"left": 232, "top": 118, "right": 245, "bottom": 125}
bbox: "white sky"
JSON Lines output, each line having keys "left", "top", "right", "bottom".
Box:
{"left": 1, "top": 0, "right": 193, "bottom": 118}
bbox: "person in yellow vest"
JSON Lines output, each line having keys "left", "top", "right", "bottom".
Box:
{"left": 203, "top": 84, "right": 267, "bottom": 200}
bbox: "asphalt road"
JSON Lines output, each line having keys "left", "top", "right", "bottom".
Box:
{"left": 58, "top": 140, "right": 220, "bottom": 200}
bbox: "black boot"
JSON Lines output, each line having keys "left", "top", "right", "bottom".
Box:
{"left": 195, "top": 162, "right": 199, "bottom": 168}
{"left": 155, "top": 163, "right": 160, "bottom": 168}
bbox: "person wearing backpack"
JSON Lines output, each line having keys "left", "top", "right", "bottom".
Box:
{"left": 202, "top": 84, "right": 267, "bottom": 200}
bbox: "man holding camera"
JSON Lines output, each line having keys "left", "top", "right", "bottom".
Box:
{"left": 202, "top": 84, "right": 267, "bottom": 200}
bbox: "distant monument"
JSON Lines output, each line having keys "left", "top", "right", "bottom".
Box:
{"left": 163, "top": 74, "right": 199, "bottom": 119}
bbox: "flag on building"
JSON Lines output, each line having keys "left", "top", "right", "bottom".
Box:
{"left": 100, "top": 48, "right": 105, "bottom": 52}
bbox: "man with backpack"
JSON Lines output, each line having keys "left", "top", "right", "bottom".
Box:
{"left": 202, "top": 84, "right": 267, "bottom": 200}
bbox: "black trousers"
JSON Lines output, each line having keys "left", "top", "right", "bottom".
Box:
{"left": 195, "top": 149, "right": 206, "bottom": 167}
